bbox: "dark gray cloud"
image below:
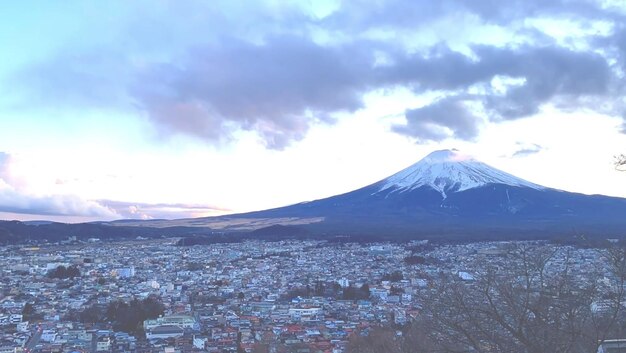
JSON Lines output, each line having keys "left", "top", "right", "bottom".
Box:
{"left": 393, "top": 97, "right": 482, "bottom": 141}
{"left": 390, "top": 45, "right": 612, "bottom": 105}
{"left": 5, "top": 0, "right": 626, "bottom": 147}
{"left": 133, "top": 36, "right": 375, "bottom": 148}
{"left": 386, "top": 45, "right": 612, "bottom": 140}
{"left": 479, "top": 46, "right": 612, "bottom": 119}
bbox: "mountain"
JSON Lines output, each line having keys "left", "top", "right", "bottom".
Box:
{"left": 112, "top": 149, "right": 626, "bottom": 239}
{"left": 379, "top": 149, "right": 544, "bottom": 197}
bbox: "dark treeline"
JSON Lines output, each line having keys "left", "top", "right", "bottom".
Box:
{"left": 21, "top": 302, "right": 43, "bottom": 321}
{"left": 403, "top": 255, "right": 428, "bottom": 265}
{"left": 0, "top": 220, "right": 211, "bottom": 245}
{"left": 0, "top": 219, "right": 606, "bottom": 247}
{"left": 284, "top": 281, "right": 370, "bottom": 301}
{"left": 47, "top": 265, "right": 81, "bottom": 279}
{"left": 3, "top": 217, "right": 626, "bottom": 246}
{"left": 381, "top": 271, "right": 404, "bottom": 282}
{"left": 175, "top": 225, "right": 626, "bottom": 248}
{"left": 77, "top": 296, "right": 165, "bottom": 335}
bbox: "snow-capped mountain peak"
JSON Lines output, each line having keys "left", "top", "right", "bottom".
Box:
{"left": 380, "top": 149, "right": 544, "bottom": 197}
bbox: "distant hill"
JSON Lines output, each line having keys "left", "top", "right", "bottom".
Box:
{"left": 0, "top": 220, "right": 213, "bottom": 245}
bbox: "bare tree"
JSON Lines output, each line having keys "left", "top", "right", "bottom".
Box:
{"left": 616, "top": 154, "right": 626, "bottom": 171}
{"left": 349, "top": 243, "right": 626, "bottom": 353}
{"left": 347, "top": 329, "right": 404, "bottom": 353}
{"left": 251, "top": 344, "right": 269, "bottom": 353}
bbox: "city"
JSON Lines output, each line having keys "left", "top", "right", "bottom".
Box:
{"left": 1, "top": 237, "right": 623, "bottom": 352}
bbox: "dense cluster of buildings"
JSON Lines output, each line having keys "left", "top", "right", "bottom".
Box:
{"left": 0, "top": 238, "right": 615, "bottom": 353}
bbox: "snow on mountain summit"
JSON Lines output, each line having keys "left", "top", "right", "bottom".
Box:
{"left": 380, "top": 149, "right": 544, "bottom": 197}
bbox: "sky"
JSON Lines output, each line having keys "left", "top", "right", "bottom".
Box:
{"left": 0, "top": 0, "right": 625, "bottom": 222}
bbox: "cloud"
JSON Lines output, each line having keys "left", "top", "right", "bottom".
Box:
{"left": 393, "top": 97, "right": 482, "bottom": 142}
{"left": 512, "top": 143, "right": 544, "bottom": 157}
{"left": 0, "top": 152, "right": 117, "bottom": 218}
{"left": 390, "top": 45, "right": 612, "bottom": 111}
{"left": 0, "top": 152, "right": 9, "bottom": 179}
{"left": 133, "top": 36, "right": 374, "bottom": 149}
{"left": 325, "top": 0, "right": 613, "bottom": 29}
{"left": 99, "top": 200, "right": 231, "bottom": 220}
{"left": 479, "top": 46, "right": 612, "bottom": 119}
{"left": 5, "top": 0, "right": 626, "bottom": 147}
{"left": 0, "top": 186, "right": 118, "bottom": 218}
{"left": 389, "top": 45, "right": 613, "bottom": 140}
{"left": 9, "top": 51, "right": 131, "bottom": 111}
{"left": 0, "top": 151, "right": 228, "bottom": 220}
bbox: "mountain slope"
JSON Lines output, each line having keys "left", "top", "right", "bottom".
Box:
{"left": 112, "top": 149, "right": 626, "bottom": 238}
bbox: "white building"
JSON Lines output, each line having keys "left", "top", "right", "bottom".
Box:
{"left": 289, "top": 308, "right": 322, "bottom": 322}
{"left": 144, "top": 315, "right": 197, "bottom": 331}
{"left": 370, "top": 288, "right": 388, "bottom": 300}
{"left": 146, "top": 325, "right": 185, "bottom": 340}
{"left": 337, "top": 278, "right": 350, "bottom": 288}
{"left": 598, "top": 339, "right": 626, "bottom": 353}
{"left": 146, "top": 280, "right": 160, "bottom": 289}
{"left": 193, "top": 336, "right": 208, "bottom": 350}
{"left": 458, "top": 271, "right": 475, "bottom": 281}
{"left": 116, "top": 266, "right": 135, "bottom": 278}
{"left": 591, "top": 299, "right": 619, "bottom": 314}
{"left": 41, "top": 329, "right": 57, "bottom": 343}
{"left": 394, "top": 308, "right": 407, "bottom": 325}
{"left": 16, "top": 321, "right": 29, "bottom": 332}
{"left": 96, "top": 337, "right": 111, "bottom": 352}
{"left": 0, "top": 347, "right": 19, "bottom": 353}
